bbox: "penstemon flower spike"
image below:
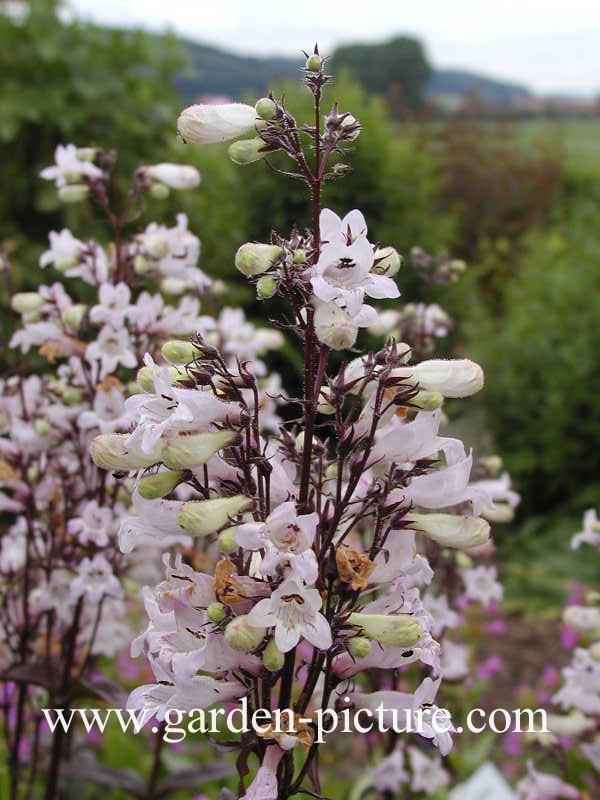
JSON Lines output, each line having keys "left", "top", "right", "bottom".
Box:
{"left": 85, "top": 48, "right": 521, "bottom": 800}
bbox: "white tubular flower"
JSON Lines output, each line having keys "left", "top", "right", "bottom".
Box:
{"left": 146, "top": 163, "right": 200, "bottom": 190}
{"left": 390, "top": 358, "right": 484, "bottom": 398}
{"left": 409, "top": 513, "right": 490, "bottom": 549}
{"left": 314, "top": 302, "right": 358, "bottom": 350}
{"left": 563, "top": 605, "right": 600, "bottom": 632}
{"left": 40, "top": 143, "right": 102, "bottom": 187}
{"left": 177, "top": 103, "right": 258, "bottom": 144}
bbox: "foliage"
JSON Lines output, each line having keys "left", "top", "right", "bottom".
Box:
{"left": 464, "top": 213, "right": 600, "bottom": 514}
{"left": 0, "top": 0, "right": 184, "bottom": 249}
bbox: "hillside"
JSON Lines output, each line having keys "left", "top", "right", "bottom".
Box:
{"left": 178, "top": 40, "right": 532, "bottom": 106}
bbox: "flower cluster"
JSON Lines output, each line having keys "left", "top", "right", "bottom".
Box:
{"left": 89, "top": 53, "right": 518, "bottom": 800}
{"left": 1, "top": 145, "right": 285, "bottom": 796}
{"left": 513, "top": 508, "right": 600, "bottom": 798}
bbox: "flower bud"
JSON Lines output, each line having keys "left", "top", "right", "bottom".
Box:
{"left": 224, "top": 615, "right": 265, "bottom": 652}
{"left": 262, "top": 637, "right": 285, "bottom": 671}
{"left": 133, "top": 253, "right": 149, "bottom": 274}
{"left": 306, "top": 54, "right": 322, "bottom": 71}
{"left": 11, "top": 293, "right": 44, "bottom": 314}
{"left": 149, "top": 182, "right": 170, "bottom": 199}
{"left": 160, "top": 277, "right": 186, "bottom": 295}
{"left": 138, "top": 470, "right": 184, "bottom": 499}
{"left": 207, "top": 602, "right": 227, "bottom": 623}
{"left": 75, "top": 147, "right": 97, "bottom": 161}
{"left": 410, "top": 390, "right": 444, "bottom": 410}
{"left": 34, "top": 418, "right": 51, "bottom": 437}
{"left": 409, "top": 513, "right": 490, "bottom": 550}
{"left": 479, "top": 455, "right": 503, "bottom": 476}
{"left": 136, "top": 365, "right": 183, "bottom": 392}
{"left": 62, "top": 386, "right": 83, "bottom": 404}
{"left": 481, "top": 503, "right": 515, "bottom": 524}
{"left": 235, "top": 243, "right": 283, "bottom": 277}
{"left": 211, "top": 279, "right": 227, "bottom": 296}
{"left": 218, "top": 526, "right": 239, "bottom": 554}
{"left": 255, "top": 98, "right": 277, "bottom": 120}
{"left": 163, "top": 431, "right": 238, "bottom": 470}
{"left": 144, "top": 233, "right": 170, "bottom": 259}
{"left": 61, "top": 304, "right": 87, "bottom": 331}
{"left": 256, "top": 275, "right": 278, "bottom": 299}
{"left": 563, "top": 606, "right": 600, "bottom": 632}
{"left": 177, "top": 495, "right": 254, "bottom": 535}
{"left": 293, "top": 249, "right": 307, "bottom": 264}
{"left": 161, "top": 339, "right": 201, "bottom": 365}
{"left": 348, "top": 612, "right": 422, "bottom": 648}
{"left": 589, "top": 642, "right": 600, "bottom": 661}
{"left": 228, "top": 137, "right": 267, "bottom": 165}
{"left": 58, "top": 184, "right": 89, "bottom": 204}
{"left": 347, "top": 636, "right": 371, "bottom": 659}
{"left": 314, "top": 303, "right": 358, "bottom": 351}
{"left": 177, "top": 103, "right": 257, "bottom": 144}
{"left": 146, "top": 163, "right": 200, "bottom": 190}
{"left": 373, "top": 247, "right": 402, "bottom": 277}
{"left": 390, "top": 359, "right": 484, "bottom": 398}
{"left": 90, "top": 434, "right": 164, "bottom": 471}
{"left": 317, "top": 387, "right": 335, "bottom": 415}
{"left": 455, "top": 551, "right": 473, "bottom": 569}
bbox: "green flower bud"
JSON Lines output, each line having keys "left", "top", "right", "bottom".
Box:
{"left": 347, "top": 636, "right": 372, "bottom": 659}
{"left": 62, "top": 386, "right": 83, "bottom": 405}
{"left": 211, "top": 279, "right": 228, "bottom": 296}
{"left": 133, "top": 253, "right": 149, "bottom": 274}
{"left": 149, "top": 182, "right": 170, "bottom": 200}
{"left": 163, "top": 431, "right": 238, "bottom": 470}
{"left": 410, "top": 390, "right": 444, "bottom": 410}
{"left": 55, "top": 255, "right": 79, "bottom": 272}
{"left": 90, "top": 434, "right": 164, "bottom": 471}
{"left": 138, "top": 470, "right": 184, "bottom": 499}
{"left": 207, "top": 602, "right": 227, "bottom": 623}
{"left": 455, "top": 551, "right": 473, "bottom": 569}
{"left": 224, "top": 615, "right": 265, "bottom": 652}
{"left": 235, "top": 243, "right": 283, "bottom": 277}
{"left": 160, "top": 339, "right": 201, "bottom": 365}
{"left": 589, "top": 642, "right": 600, "bottom": 661}
{"left": 373, "top": 246, "right": 402, "bottom": 277}
{"left": 160, "top": 277, "right": 186, "bottom": 295}
{"left": 479, "top": 455, "right": 503, "bottom": 476}
{"left": 177, "top": 495, "right": 254, "bottom": 536}
{"left": 34, "top": 418, "right": 51, "bottom": 437}
{"left": 256, "top": 275, "right": 278, "bottom": 299}
{"left": 228, "top": 137, "right": 267, "bottom": 165}
{"left": 262, "top": 637, "right": 285, "bottom": 671}
{"left": 293, "top": 249, "right": 307, "bottom": 264}
{"left": 255, "top": 97, "right": 277, "bottom": 120}
{"left": 306, "top": 54, "right": 322, "bottom": 71}
{"left": 75, "top": 147, "right": 97, "bottom": 162}
{"left": 11, "top": 293, "right": 44, "bottom": 314}
{"left": 217, "top": 526, "right": 239, "bottom": 554}
{"left": 481, "top": 503, "right": 515, "bottom": 524}
{"left": 136, "top": 365, "right": 184, "bottom": 392}
{"left": 409, "top": 513, "right": 490, "bottom": 550}
{"left": 61, "top": 304, "right": 87, "bottom": 331}
{"left": 58, "top": 184, "right": 89, "bottom": 204}
{"left": 348, "top": 612, "right": 422, "bottom": 648}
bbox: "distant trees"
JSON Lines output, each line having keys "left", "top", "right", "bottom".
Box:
{"left": 332, "top": 36, "right": 431, "bottom": 114}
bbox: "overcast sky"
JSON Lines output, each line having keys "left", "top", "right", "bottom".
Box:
{"left": 69, "top": 0, "right": 599, "bottom": 95}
